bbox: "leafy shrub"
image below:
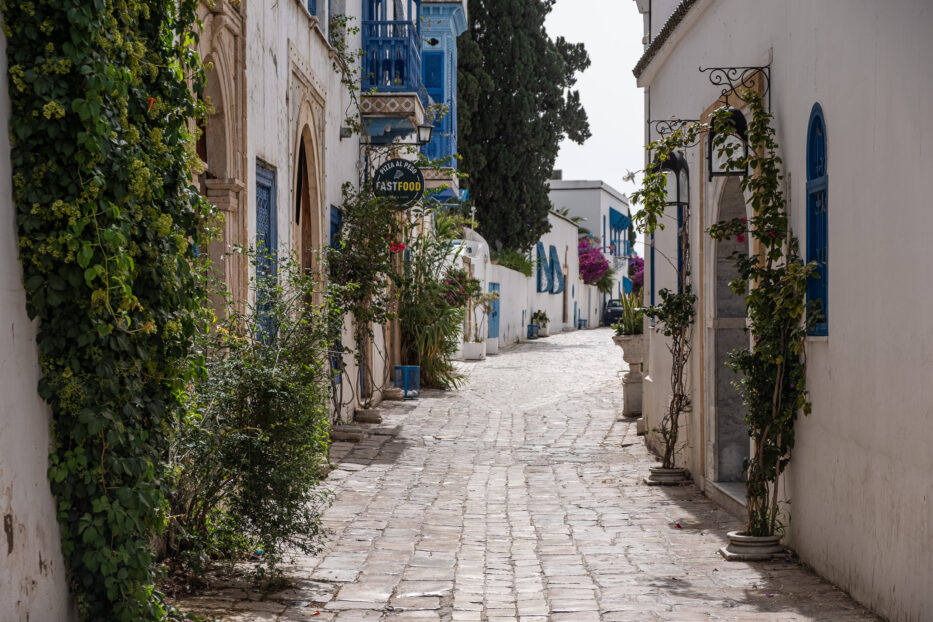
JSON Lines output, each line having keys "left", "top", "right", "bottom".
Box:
{"left": 166, "top": 253, "right": 333, "bottom": 579}
{"left": 492, "top": 247, "right": 534, "bottom": 276}
{"left": 397, "top": 208, "right": 468, "bottom": 388}
{"left": 611, "top": 293, "right": 644, "bottom": 335}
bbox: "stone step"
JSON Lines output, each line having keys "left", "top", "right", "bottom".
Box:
{"left": 329, "top": 424, "right": 363, "bottom": 443}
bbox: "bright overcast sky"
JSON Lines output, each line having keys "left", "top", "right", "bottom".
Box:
{"left": 545, "top": 0, "right": 647, "bottom": 253}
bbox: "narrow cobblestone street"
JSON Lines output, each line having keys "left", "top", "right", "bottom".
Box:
{"left": 177, "top": 328, "right": 878, "bottom": 622}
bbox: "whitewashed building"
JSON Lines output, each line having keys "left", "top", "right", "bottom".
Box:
{"left": 457, "top": 211, "right": 604, "bottom": 359}
{"left": 548, "top": 178, "right": 634, "bottom": 315}
{"left": 633, "top": 1, "right": 933, "bottom": 620}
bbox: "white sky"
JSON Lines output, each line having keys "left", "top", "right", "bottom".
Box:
{"left": 545, "top": 0, "right": 647, "bottom": 254}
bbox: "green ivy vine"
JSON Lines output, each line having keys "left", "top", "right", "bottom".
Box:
{"left": 630, "top": 123, "right": 701, "bottom": 470}
{"left": 707, "top": 90, "right": 819, "bottom": 537}
{"left": 4, "top": 0, "right": 210, "bottom": 619}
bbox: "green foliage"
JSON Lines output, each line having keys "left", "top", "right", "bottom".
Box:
{"left": 458, "top": 0, "right": 591, "bottom": 251}
{"left": 630, "top": 126, "right": 700, "bottom": 469}
{"left": 611, "top": 293, "right": 644, "bottom": 336}
{"left": 3, "top": 0, "right": 211, "bottom": 618}
{"left": 594, "top": 267, "right": 617, "bottom": 294}
{"left": 396, "top": 208, "right": 468, "bottom": 388}
{"left": 166, "top": 253, "right": 333, "bottom": 580}
{"left": 531, "top": 310, "right": 549, "bottom": 327}
{"left": 492, "top": 247, "right": 534, "bottom": 277}
{"left": 707, "top": 91, "right": 819, "bottom": 537}
{"left": 328, "top": 182, "right": 402, "bottom": 382}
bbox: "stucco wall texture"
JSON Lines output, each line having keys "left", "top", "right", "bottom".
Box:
{"left": 637, "top": 1, "right": 933, "bottom": 620}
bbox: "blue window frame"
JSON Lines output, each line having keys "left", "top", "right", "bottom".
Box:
{"left": 649, "top": 233, "right": 655, "bottom": 307}
{"left": 806, "top": 103, "right": 828, "bottom": 335}
{"left": 256, "top": 162, "right": 278, "bottom": 340}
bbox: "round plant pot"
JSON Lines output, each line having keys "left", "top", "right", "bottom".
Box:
{"left": 644, "top": 466, "right": 690, "bottom": 486}
{"left": 719, "top": 531, "right": 785, "bottom": 561}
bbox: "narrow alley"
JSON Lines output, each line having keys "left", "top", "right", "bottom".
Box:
{"left": 175, "top": 328, "right": 878, "bottom": 622}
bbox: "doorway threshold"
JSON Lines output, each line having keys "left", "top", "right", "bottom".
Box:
{"left": 707, "top": 480, "right": 746, "bottom": 520}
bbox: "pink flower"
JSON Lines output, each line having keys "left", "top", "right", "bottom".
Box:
{"left": 736, "top": 234, "right": 745, "bottom": 243}
{"left": 740, "top": 217, "right": 747, "bottom": 223}
{"left": 769, "top": 230, "right": 777, "bottom": 238}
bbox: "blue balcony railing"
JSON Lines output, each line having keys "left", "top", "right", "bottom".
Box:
{"left": 362, "top": 20, "right": 425, "bottom": 103}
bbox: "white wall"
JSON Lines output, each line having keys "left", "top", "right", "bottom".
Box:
{"left": 0, "top": 32, "right": 74, "bottom": 620}
{"left": 638, "top": 1, "right": 933, "bottom": 619}
{"left": 245, "top": 1, "right": 377, "bottom": 418}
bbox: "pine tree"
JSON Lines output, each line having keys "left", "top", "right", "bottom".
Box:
{"left": 458, "top": 0, "right": 590, "bottom": 252}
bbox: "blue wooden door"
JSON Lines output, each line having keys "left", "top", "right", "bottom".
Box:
{"left": 488, "top": 283, "right": 500, "bottom": 340}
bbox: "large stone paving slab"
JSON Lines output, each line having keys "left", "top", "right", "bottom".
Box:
{"left": 172, "top": 328, "right": 880, "bottom": 621}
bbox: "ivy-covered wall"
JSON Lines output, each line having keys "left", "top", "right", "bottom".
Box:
{"left": 0, "top": 28, "right": 74, "bottom": 620}
{"left": 2, "top": 1, "right": 210, "bottom": 619}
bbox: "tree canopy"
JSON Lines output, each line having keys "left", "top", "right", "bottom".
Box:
{"left": 458, "top": 0, "right": 591, "bottom": 252}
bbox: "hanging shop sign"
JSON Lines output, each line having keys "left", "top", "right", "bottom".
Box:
{"left": 373, "top": 158, "right": 424, "bottom": 208}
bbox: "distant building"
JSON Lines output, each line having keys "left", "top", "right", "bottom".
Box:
{"left": 548, "top": 179, "right": 633, "bottom": 310}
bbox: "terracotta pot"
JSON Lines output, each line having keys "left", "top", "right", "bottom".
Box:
{"left": 719, "top": 531, "right": 785, "bottom": 561}
{"left": 644, "top": 466, "right": 690, "bottom": 486}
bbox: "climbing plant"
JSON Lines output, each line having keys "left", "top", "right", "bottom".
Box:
{"left": 4, "top": 0, "right": 210, "bottom": 619}
{"left": 707, "top": 91, "right": 819, "bottom": 537}
{"left": 630, "top": 124, "right": 701, "bottom": 471}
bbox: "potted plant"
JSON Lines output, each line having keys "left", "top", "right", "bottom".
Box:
{"left": 630, "top": 127, "right": 701, "bottom": 487}
{"left": 463, "top": 289, "right": 499, "bottom": 361}
{"left": 531, "top": 310, "right": 550, "bottom": 337}
{"left": 610, "top": 293, "right": 646, "bottom": 418}
{"left": 707, "top": 91, "right": 819, "bottom": 560}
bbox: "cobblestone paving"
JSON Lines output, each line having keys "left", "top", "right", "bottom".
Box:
{"left": 175, "top": 328, "right": 879, "bottom": 622}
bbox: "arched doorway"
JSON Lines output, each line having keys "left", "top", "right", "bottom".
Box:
{"left": 713, "top": 177, "right": 749, "bottom": 483}
{"left": 293, "top": 129, "right": 321, "bottom": 278}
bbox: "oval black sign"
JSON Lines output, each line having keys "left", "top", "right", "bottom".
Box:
{"left": 373, "top": 158, "right": 424, "bottom": 208}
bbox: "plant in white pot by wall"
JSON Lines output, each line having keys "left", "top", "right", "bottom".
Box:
{"left": 707, "top": 91, "right": 819, "bottom": 560}
{"left": 463, "top": 287, "right": 499, "bottom": 360}
{"left": 630, "top": 124, "right": 700, "bottom": 487}
{"left": 531, "top": 310, "right": 550, "bottom": 336}
{"left": 611, "top": 293, "right": 646, "bottom": 418}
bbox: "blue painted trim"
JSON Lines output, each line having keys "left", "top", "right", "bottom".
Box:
{"left": 649, "top": 234, "right": 655, "bottom": 307}
{"left": 536, "top": 242, "right": 552, "bottom": 293}
{"left": 806, "top": 102, "right": 828, "bottom": 336}
{"left": 548, "top": 245, "right": 565, "bottom": 294}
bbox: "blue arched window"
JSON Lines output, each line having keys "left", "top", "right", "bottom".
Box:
{"left": 806, "top": 103, "right": 828, "bottom": 335}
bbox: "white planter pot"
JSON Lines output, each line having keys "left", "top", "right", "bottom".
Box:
{"left": 485, "top": 337, "right": 499, "bottom": 355}
{"left": 539, "top": 324, "right": 550, "bottom": 337}
{"left": 612, "top": 334, "right": 647, "bottom": 417}
{"left": 644, "top": 466, "right": 690, "bottom": 486}
{"left": 719, "top": 531, "right": 785, "bottom": 561}
{"left": 462, "top": 341, "right": 486, "bottom": 360}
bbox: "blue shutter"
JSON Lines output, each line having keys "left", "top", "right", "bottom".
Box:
{"left": 549, "top": 245, "right": 565, "bottom": 294}
{"left": 487, "top": 283, "right": 500, "bottom": 339}
{"left": 536, "top": 242, "right": 552, "bottom": 293}
{"left": 649, "top": 234, "right": 656, "bottom": 307}
{"left": 806, "top": 104, "right": 828, "bottom": 335}
{"left": 308, "top": 0, "right": 317, "bottom": 15}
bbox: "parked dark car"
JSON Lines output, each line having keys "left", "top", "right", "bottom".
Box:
{"left": 603, "top": 299, "right": 624, "bottom": 326}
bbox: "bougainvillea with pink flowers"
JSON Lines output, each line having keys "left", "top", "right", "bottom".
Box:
{"left": 578, "top": 237, "right": 610, "bottom": 285}
{"left": 629, "top": 255, "right": 644, "bottom": 292}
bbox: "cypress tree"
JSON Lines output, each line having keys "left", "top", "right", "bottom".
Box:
{"left": 458, "top": 0, "right": 590, "bottom": 252}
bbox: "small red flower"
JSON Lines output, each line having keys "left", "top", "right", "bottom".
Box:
{"left": 675, "top": 523, "right": 682, "bottom": 529}
{"left": 739, "top": 217, "right": 747, "bottom": 223}
{"left": 736, "top": 234, "right": 745, "bottom": 243}
{"left": 769, "top": 230, "right": 777, "bottom": 238}
{"left": 147, "top": 97, "right": 155, "bottom": 112}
